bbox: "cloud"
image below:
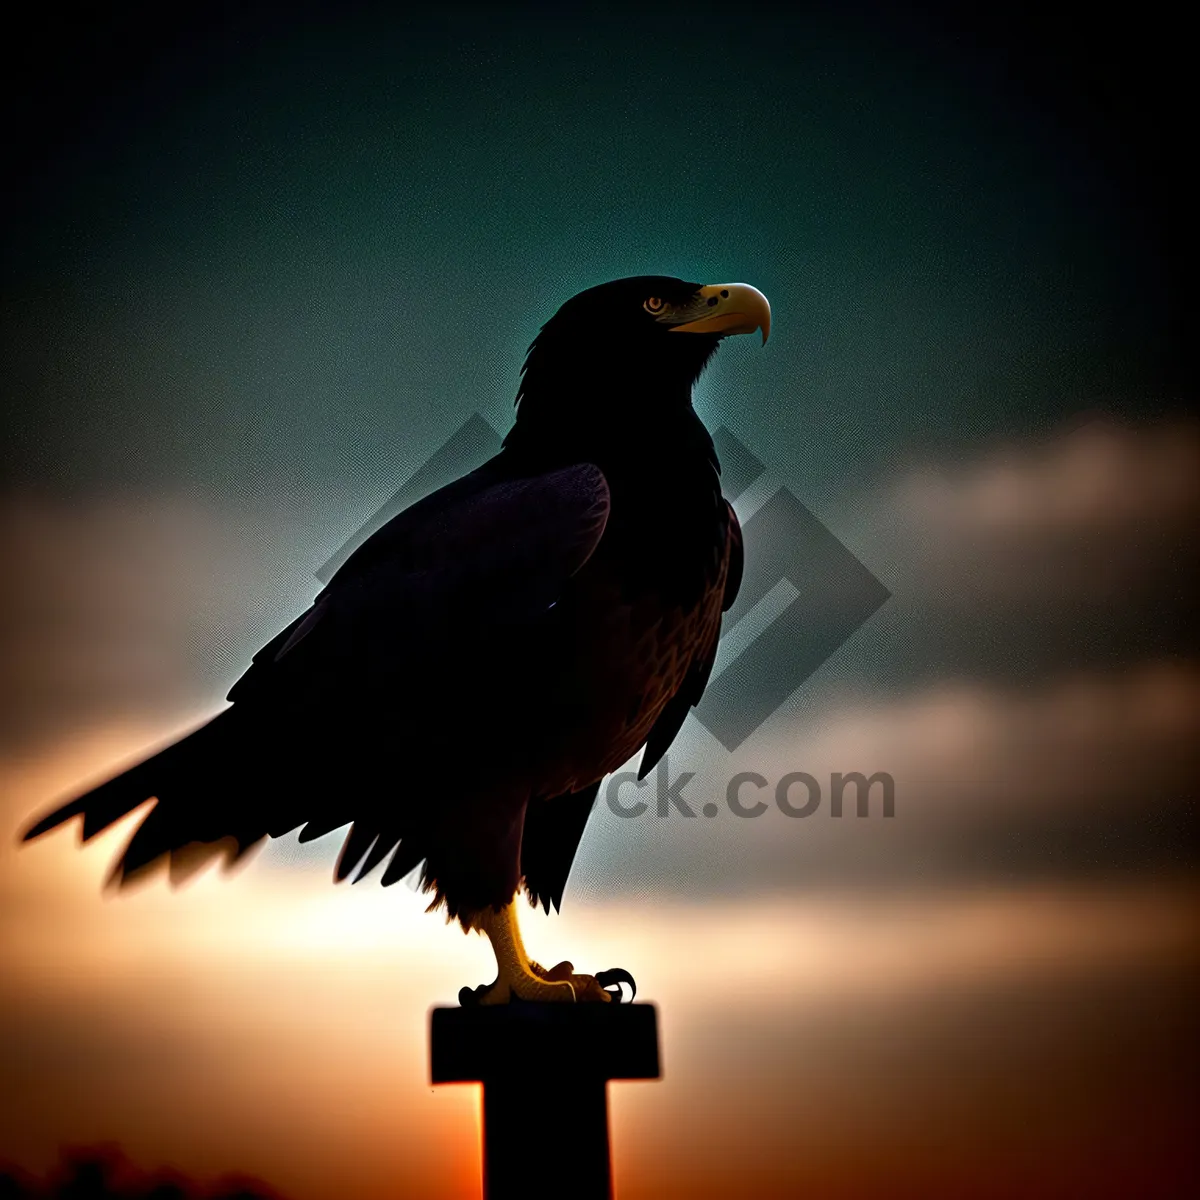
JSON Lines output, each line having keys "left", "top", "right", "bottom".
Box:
{"left": 567, "top": 656, "right": 1200, "bottom": 900}
{"left": 890, "top": 416, "right": 1199, "bottom": 536}
{"left": 877, "top": 414, "right": 1199, "bottom": 601}
{"left": 795, "top": 414, "right": 1200, "bottom": 693}
{"left": 4, "top": 414, "right": 1194, "bottom": 763}
{"left": 0, "top": 490, "right": 332, "bottom": 757}
{"left": 2, "top": 414, "right": 1197, "bottom": 901}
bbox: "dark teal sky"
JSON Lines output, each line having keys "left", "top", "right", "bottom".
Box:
{"left": 3, "top": 3, "right": 1184, "bottom": 514}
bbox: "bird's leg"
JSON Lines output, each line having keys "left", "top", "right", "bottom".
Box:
{"left": 463, "top": 897, "right": 612, "bottom": 1005}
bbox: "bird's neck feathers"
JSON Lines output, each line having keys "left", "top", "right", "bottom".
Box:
{"left": 501, "top": 332, "right": 722, "bottom": 489}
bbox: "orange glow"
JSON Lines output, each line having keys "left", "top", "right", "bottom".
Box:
{"left": 3, "top": 718, "right": 1197, "bottom": 1199}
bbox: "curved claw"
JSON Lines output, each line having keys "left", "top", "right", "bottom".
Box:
{"left": 595, "top": 967, "right": 637, "bottom": 1003}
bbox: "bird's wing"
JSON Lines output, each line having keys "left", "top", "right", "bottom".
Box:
{"left": 637, "top": 499, "right": 741, "bottom": 779}
{"left": 22, "top": 460, "right": 611, "bottom": 886}
{"left": 227, "top": 459, "right": 611, "bottom": 705}
{"left": 722, "top": 497, "right": 744, "bottom": 613}
{"left": 520, "top": 780, "right": 603, "bottom": 914}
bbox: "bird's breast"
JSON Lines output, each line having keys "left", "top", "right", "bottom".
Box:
{"left": 526, "top": 492, "right": 729, "bottom": 794}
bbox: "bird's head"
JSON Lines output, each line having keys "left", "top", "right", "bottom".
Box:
{"left": 507, "top": 275, "right": 770, "bottom": 457}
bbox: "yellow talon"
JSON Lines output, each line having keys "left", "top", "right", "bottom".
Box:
{"left": 466, "top": 899, "right": 611, "bottom": 1005}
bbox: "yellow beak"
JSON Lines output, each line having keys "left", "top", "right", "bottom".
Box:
{"left": 667, "top": 283, "right": 771, "bottom": 345}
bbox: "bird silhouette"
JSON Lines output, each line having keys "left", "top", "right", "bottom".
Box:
{"left": 21, "top": 276, "right": 770, "bottom": 1005}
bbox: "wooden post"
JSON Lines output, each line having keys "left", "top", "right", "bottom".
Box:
{"left": 430, "top": 1003, "right": 660, "bottom": 1200}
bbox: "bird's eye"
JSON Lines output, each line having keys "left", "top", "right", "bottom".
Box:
{"left": 644, "top": 297, "right": 665, "bottom": 314}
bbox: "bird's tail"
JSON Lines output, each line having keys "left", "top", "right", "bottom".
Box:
{"left": 19, "top": 712, "right": 272, "bottom": 887}
{"left": 22, "top": 744, "right": 176, "bottom": 845}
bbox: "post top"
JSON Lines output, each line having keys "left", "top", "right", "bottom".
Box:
{"left": 430, "top": 1001, "right": 660, "bottom": 1084}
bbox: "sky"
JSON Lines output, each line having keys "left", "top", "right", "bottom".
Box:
{"left": 1, "top": 3, "right": 1195, "bottom": 1198}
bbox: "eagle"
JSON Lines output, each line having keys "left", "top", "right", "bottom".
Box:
{"left": 21, "top": 276, "right": 770, "bottom": 1005}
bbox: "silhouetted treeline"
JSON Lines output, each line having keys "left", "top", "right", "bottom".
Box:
{"left": 0, "top": 1146, "right": 285, "bottom": 1200}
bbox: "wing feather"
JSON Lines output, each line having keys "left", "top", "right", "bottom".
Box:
{"left": 227, "top": 459, "right": 610, "bottom": 705}
{"left": 24, "top": 457, "right": 612, "bottom": 892}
